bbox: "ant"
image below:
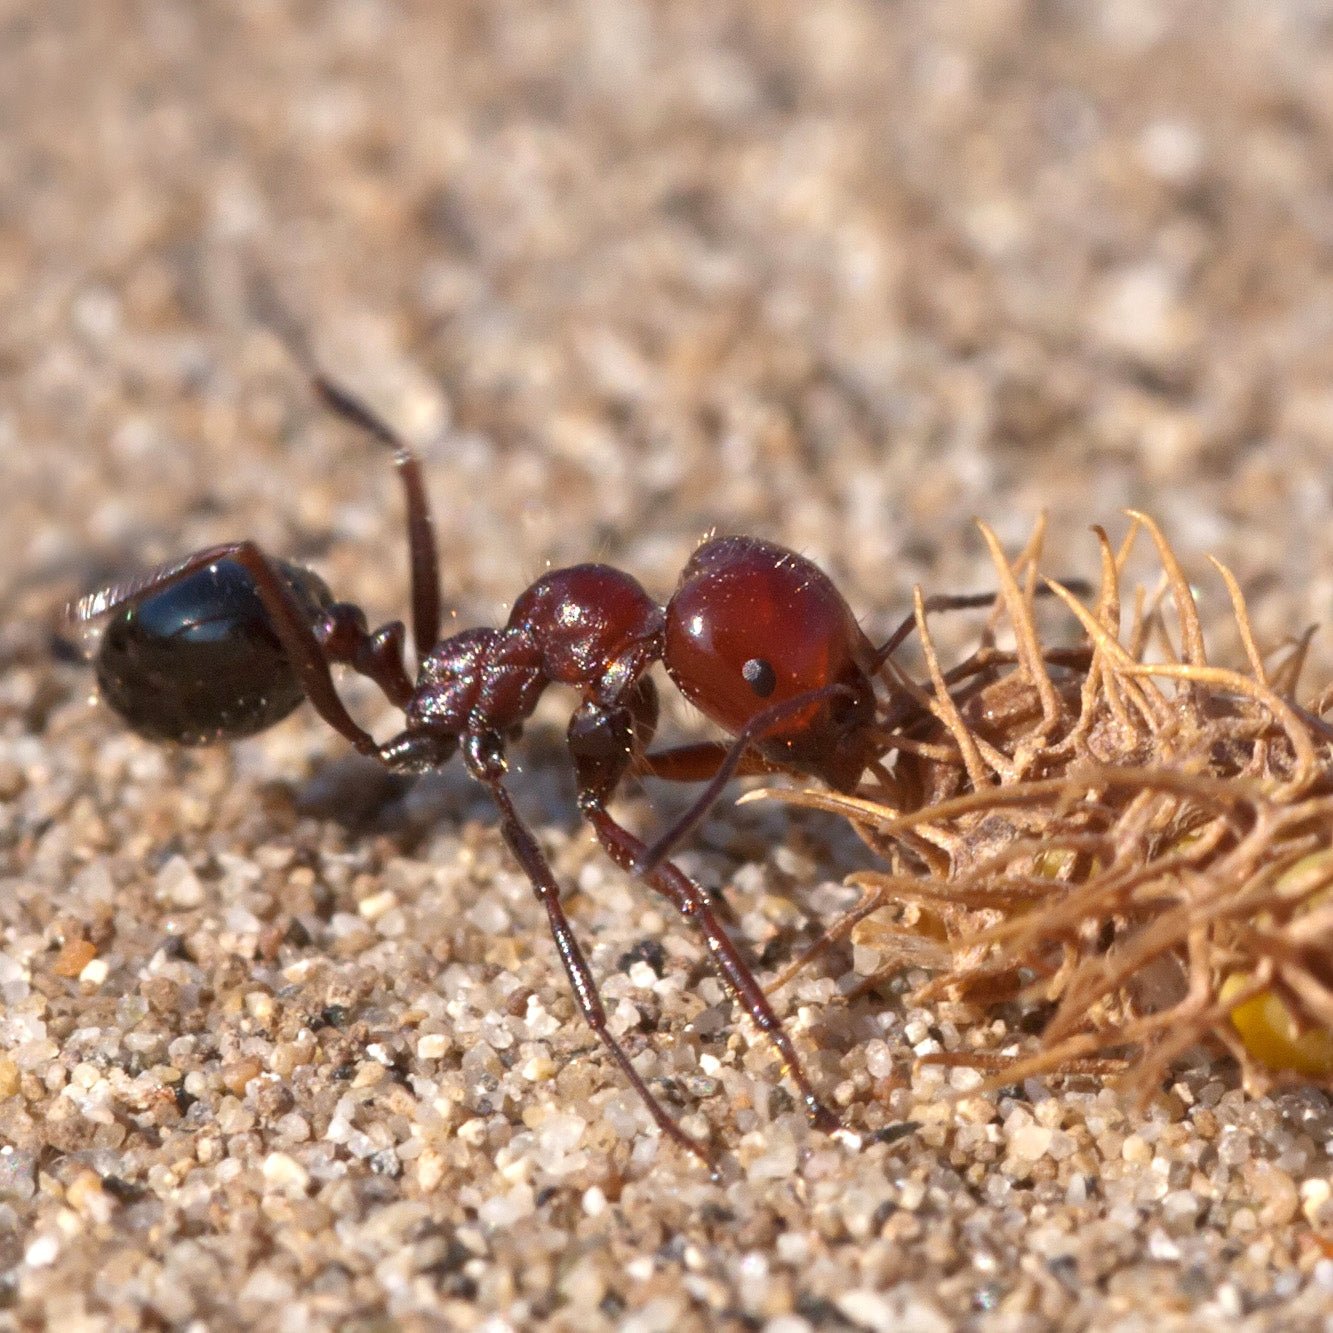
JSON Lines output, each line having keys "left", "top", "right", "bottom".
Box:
{"left": 74, "top": 318, "right": 1046, "bottom": 1177}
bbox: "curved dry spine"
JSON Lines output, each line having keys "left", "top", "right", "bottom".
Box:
{"left": 771, "top": 516, "right": 1333, "bottom": 1095}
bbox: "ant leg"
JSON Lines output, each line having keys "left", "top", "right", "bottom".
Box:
{"left": 567, "top": 702, "right": 840, "bottom": 1134}
{"left": 254, "top": 283, "right": 443, "bottom": 661}
{"left": 637, "top": 743, "right": 783, "bottom": 785}
{"left": 307, "top": 376, "right": 442, "bottom": 663}
{"left": 583, "top": 793, "right": 841, "bottom": 1135}
{"left": 635, "top": 683, "right": 855, "bottom": 876}
{"left": 76, "top": 542, "right": 380, "bottom": 755}
{"left": 460, "top": 732, "right": 720, "bottom": 1180}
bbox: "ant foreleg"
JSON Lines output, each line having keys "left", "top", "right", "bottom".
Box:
{"left": 634, "top": 683, "right": 857, "bottom": 877}
{"left": 582, "top": 795, "right": 841, "bottom": 1135}
{"left": 568, "top": 703, "right": 841, "bottom": 1137}
{"left": 460, "top": 731, "right": 720, "bottom": 1180}
{"left": 636, "top": 742, "right": 783, "bottom": 785}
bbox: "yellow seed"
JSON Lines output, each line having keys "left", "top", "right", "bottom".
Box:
{"left": 1271, "top": 850, "right": 1333, "bottom": 903}
{"left": 1218, "top": 849, "right": 1333, "bottom": 1077}
{"left": 1220, "top": 974, "right": 1333, "bottom": 1078}
{"left": 1029, "top": 849, "right": 1072, "bottom": 881}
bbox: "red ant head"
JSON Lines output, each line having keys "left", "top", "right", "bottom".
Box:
{"left": 664, "top": 536, "right": 879, "bottom": 791}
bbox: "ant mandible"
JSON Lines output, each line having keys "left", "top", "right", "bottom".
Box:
{"left": 74, "top": 318, "right": 1002, "bottom": 1177}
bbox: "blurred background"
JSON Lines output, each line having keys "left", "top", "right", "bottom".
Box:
{"left": 5, "top": 0, "right": 1332, "bottom": 679}
{"left": 5, "top": 4, "right": 1333, "bottom": 1327}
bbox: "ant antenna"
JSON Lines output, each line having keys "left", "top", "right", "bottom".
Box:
{"left": 249, "top": 277, "right": 443, "bottom": 661}
{"left": 869, "top": 579, "right": 1094, "bottom": 671}
{"left": 634, "top": 682, "right": 855, "bottom": 876}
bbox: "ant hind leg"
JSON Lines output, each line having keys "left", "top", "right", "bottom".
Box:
{"left": 252, "top": 280, "right": 443, "bottom": 662}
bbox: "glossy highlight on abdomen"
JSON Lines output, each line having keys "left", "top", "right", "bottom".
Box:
{"left": 95, "top": 557, "right": 332, "bottom": 744}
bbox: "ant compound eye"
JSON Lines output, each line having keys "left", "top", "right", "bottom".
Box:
{"left": 742, "top": 657, "right": 777, "bottom": 697}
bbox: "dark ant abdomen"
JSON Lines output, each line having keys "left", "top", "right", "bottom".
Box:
{"left": 95, "top": 557, "right": 334, "bottom": 745}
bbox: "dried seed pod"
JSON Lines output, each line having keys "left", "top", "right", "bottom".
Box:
{"left": 764, "top": 516, "right": 1333, "bottom": 1094}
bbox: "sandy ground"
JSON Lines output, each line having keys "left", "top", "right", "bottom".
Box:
{"left": 3, "top": 1, "right": 1333, "bottom": 1328}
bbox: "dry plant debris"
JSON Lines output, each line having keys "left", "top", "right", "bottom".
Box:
{"left": 763, "top": 513, "right": 1333, "bottom": 1098}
